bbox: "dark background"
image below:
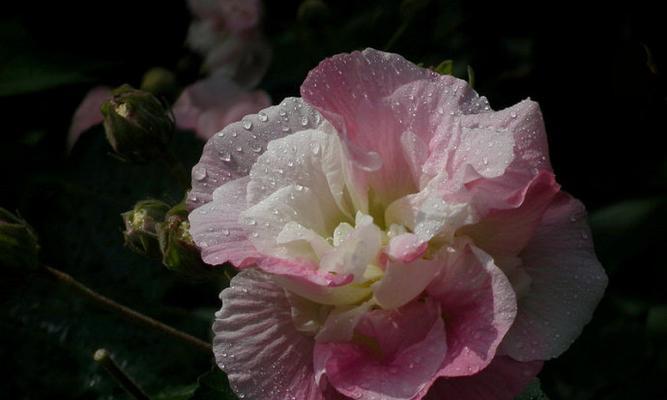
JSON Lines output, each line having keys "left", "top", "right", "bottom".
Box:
{"left": 1, "top": 0, "right": 665, "bottom": 399}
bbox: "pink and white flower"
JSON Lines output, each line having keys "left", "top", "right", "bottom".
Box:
{"left": 188, "top": 48, "right": 608, "bottom": 400}
{"left": 173, "top": 73, "right": 271, "bottom": 140}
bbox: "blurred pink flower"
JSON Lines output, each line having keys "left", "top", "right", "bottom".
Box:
{"left": 187, "top": 0, "right": 261, "bottom": 35}
{"left": 188, "top": 48, "right": 608, "bottom": 399}
{"left": 67, "top": 86, "right": 111, "bottom": 150}
{"left": 173, "top": 73, "right": 271, "bottom": 140}
{"left": 186, "top": 0, "right": 270, "bottom": 87}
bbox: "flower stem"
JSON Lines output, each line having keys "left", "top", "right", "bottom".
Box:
{"left": 43, "top": 265, "right": 211, "bottom": 354}
{"left": 161, "top": 150, "right": 191, "bottom": 191}
{"left": 93, "top": 348, "right": 149, "bottom": 400}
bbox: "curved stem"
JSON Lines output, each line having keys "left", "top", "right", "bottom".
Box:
{"left": 94, "top": 348, "right": 149, "bottom": 400}
{"left": 43, "top": 265, "right": 211, "bottom": 354}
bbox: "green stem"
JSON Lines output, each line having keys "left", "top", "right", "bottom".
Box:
{"left": 94, "top": 348, "right": 149, "bottom": 400}
{"left": 43, "top": 265, "right": 211, "bottom": 354}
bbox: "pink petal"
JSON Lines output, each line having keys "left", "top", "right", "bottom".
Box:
{"left": 424, "top": 356, "right": 543, "bottom": 400}
{"left": 213, "top": 269, "right": 325, "bottom": 400}
{"left": 315, "top": 300, "right": 447, "bottom": 400}
{"left": 431, "top": 99, "right": 553, "bottom": 217}
{"left": 187, "top": 0, "right": 222, "bottom": 20}
{"left": 220, "top": 0, "right": 262, "bottom": 34}
{"left": 458, "top": 170, "right": 561, "bottom": 258}
{"left": 259, "top": 256, "right": 353, "bottom": 287}
{"left": 205, "top": 32, "right": 272, "bottom": 88}
{"left": 188, "top": 177, "right": 260, "bottom": 267}
{"left": 384, "top": 232, "right": 427, "bottom": 263}
{"left": 187, "top": 97, "right": 324, "bottom": 210}
{"left": 195, "top": 90, "right": 271, "bottom": 140}
{"left": 499, "top": 193, "right": 608, "bottom": 361}
{"left": 68, "top": 86, "right": 111, "bottom": 150}
{"left": 426, "top": 242, "right": 517, "bottom": 377}
{"left": 301, "top": 48, "right": 489, "bottom": 208}
{"left": 373, "top": 256, "right": 440, "bottom": 310}
{"left": 173, "top": 74, "right": 272, "bottom": 140}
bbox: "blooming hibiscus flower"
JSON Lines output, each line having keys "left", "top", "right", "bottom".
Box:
{"left": 188, "top": 48, "right": 608, "bottom": 400}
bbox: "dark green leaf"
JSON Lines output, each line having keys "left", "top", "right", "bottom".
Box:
{"left": 189, "top": 367, "right": 238, "bottom": 400}
{"left": 515, "top": 379, "right": 549, "bottom": 400}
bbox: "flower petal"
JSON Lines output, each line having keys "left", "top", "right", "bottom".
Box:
{"left": 430, "top": 99, "right": 552, "bottom": 217}
{"left": 246, "top": 127, "right": 353, "bottom": 220}
{"left": 301, "top": 48, "right": 490, "bottom": 209}
{"left": 458, "top": 170, "right": 560, "bottom": 259}
{"left": 426, "top": 241, "right": 517, "bottom": 377}
{"left": 424, "top": 356, "right": 543, "bottom": 400}
{"left": 189, "top": 176, "right": 259, "bottom": 267}
{"left": 213, "top": 269, "right": 325, "bottom": 400}
{"left": 188, "top": 97, "right": 324, "bottom": 210}
{"left": 499, "top": 193, "right": 608, "bottom": 361}
{"left": 68, "top": 86, "right": 111, "bottom": 150}
{"left": 315, "top": 300, "right": 447, "bottom": 400}
{"left": 373, "top": 257, "right": 440, "bottom": 310}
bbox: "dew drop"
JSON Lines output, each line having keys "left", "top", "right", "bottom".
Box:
{"left": 193, "top": 166, "right": 207, "bottom": 181}
{"left": 510, "top": 112, "right": 517, "bottom": 119}
{"left": 300, "top": 116, "right": 309, "bottom": 126}
{"left": 220, "top": 152, "right": 231, "bottom": 162}
{"left": 242, "top": 119, "right": 253, "bottom": 130}
{"left": 258, "top": 111, "right": 268, "bottom": 122}
{"left": 251, "top": 144, "right": 263, "bottom": 153}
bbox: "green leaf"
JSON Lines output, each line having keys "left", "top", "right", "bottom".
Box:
{"left": 153, "top": 384, "right": 198, "bottom": 400}
{"left": 515, "top": 378, "right": 550, "bottom": 400}
{"left": 647, "top": 305, "right": 667, "bottom": 339}
{"left": 2, "top": 128, "right": 219, "bottom": 398}
{"left": 433, "top": 59, "right": 454, "bottom": 75}
{"left": 189, "top": 367, "right": 238, "bottom": 400}
{"left": 467, "top": 65, "right": 475, "bottom": 88}
{"left": 0, "top": 20, "right": 108, "bottom": 96}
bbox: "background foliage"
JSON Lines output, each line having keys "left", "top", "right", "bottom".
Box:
{"left": 1, "top": 0, "right": 665, "bottom": 398}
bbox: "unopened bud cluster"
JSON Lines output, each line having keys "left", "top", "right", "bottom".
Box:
{"left": 122, "top": 201, "right": 210, "bottom": 276}
{"left": 101, "top": 85, "right": 174, "bottom": 163}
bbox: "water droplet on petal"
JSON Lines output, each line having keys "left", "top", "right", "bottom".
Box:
{"left": 193, "top": 166, "right": 207, "bottom": 181}
{"left": 258, "top": 111, "right": 268, "bottom": 122}
{"left": 242, "top": 119, "right": 253, "bottom": 130}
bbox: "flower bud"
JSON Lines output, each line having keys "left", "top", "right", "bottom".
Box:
{"left": 0, "top": 208, "right": 40, "bottom": 271}
{"left": 140, "top": 67, "right": 178, "bottom": 102}
{"left": 122, "top": 200, "right": 170, "bottom": 259}
{"left": 101, "top": 85, "right": 175, "bottom": 163}
{"left": 156, "top": 203, "right": 210, "bottom": 275}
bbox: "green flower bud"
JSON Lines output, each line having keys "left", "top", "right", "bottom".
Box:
{"left": 0, "top": 208, "right": 40, "bottom": 271}
{"left": 140, "top": 67, "right": 178, "bottom": 102}
{"left": 297, "top": 0, "right": 330, "bottom": 24}
{"left": 101, "top": 85, "right": 175, "bottom": 163}
{"left": 157, "top": 203, "right": 210, "bottom": 276}
{"left": 122, "top": 200, "right": 170, "bottom": 259}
